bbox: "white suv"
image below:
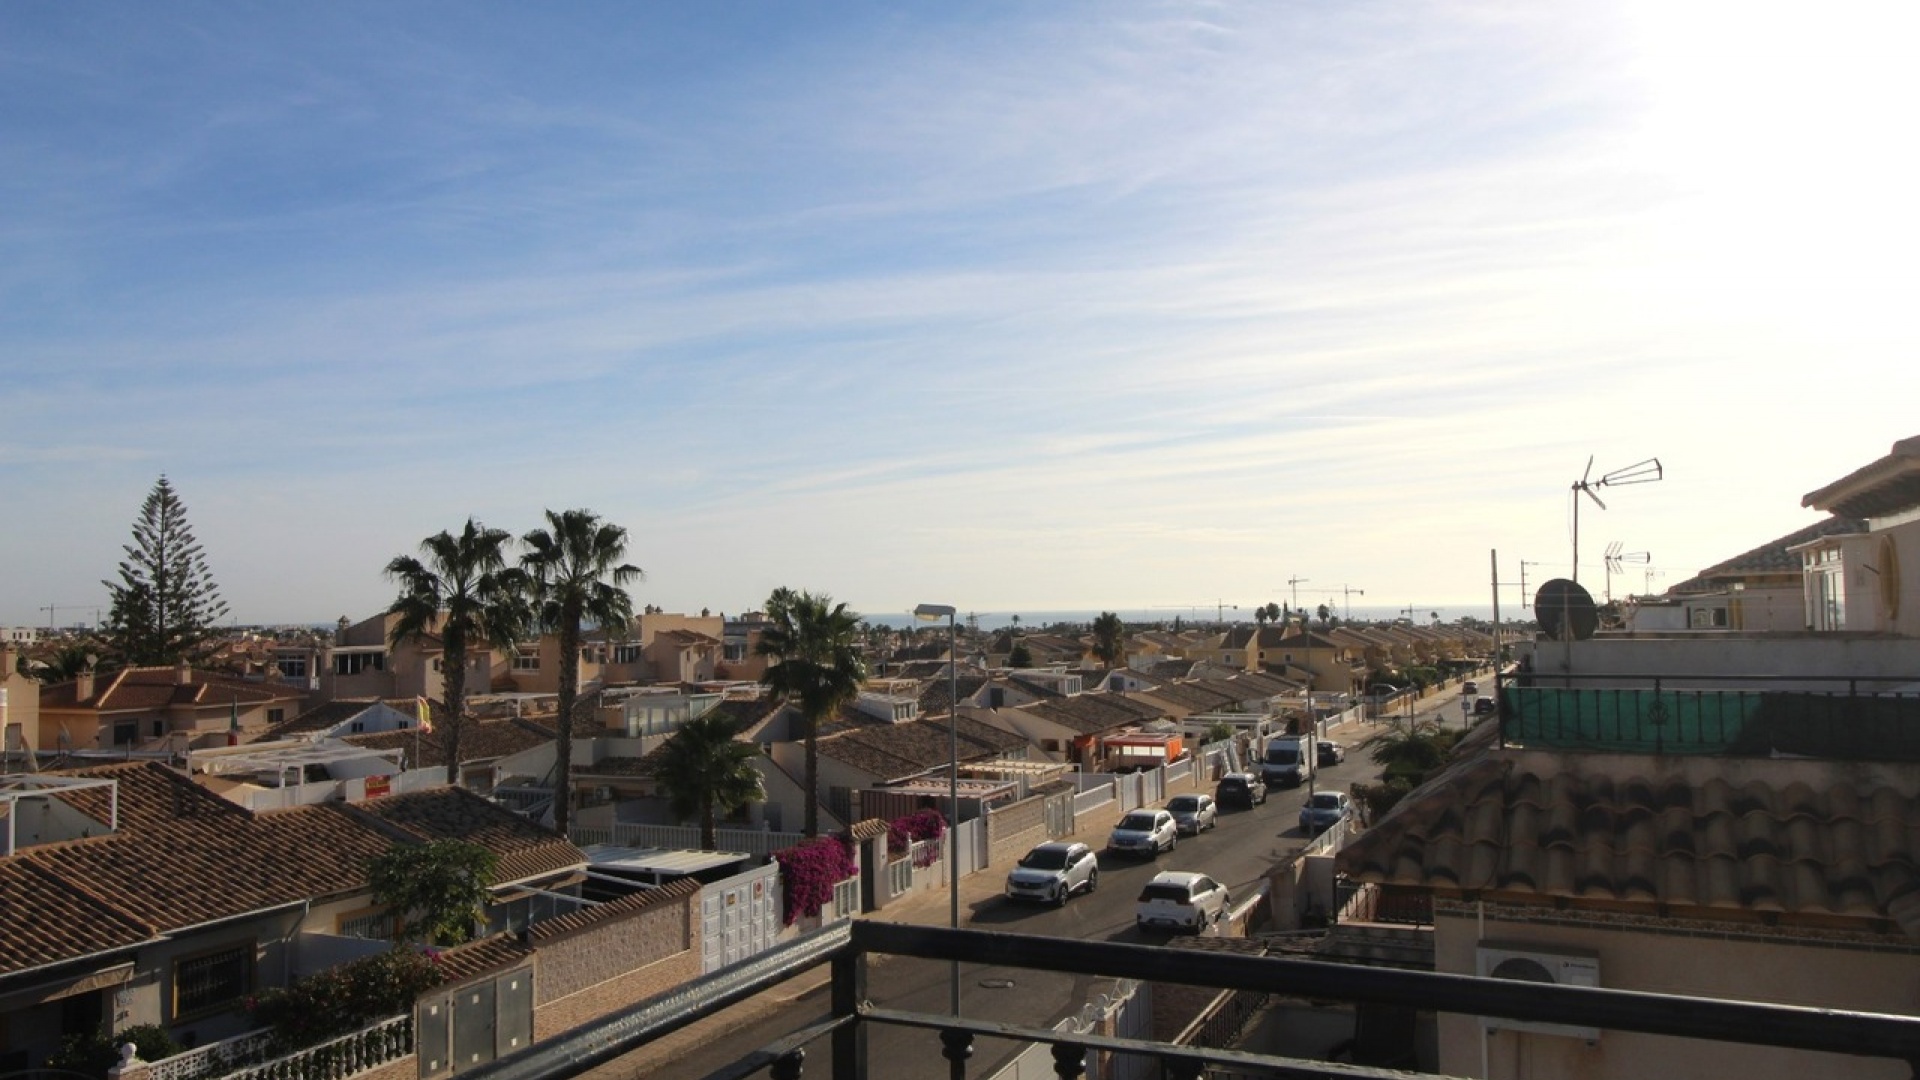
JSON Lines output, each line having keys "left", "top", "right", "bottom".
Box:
{"left": 1107, "top": 808, "right": 1178, "bottom": 858}
{"left": 1004, "top": 841, "right": 1099, "bottom": 905}
{"left": 1136, "top": 870, "right": 1232, "bottom": 933}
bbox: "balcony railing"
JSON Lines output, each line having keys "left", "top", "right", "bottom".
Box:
{"left": 1499, "top": 674, "right": 1920, "bottom": 760}
{"left": 459, "top": 920, "right": 1920, "bottom": 1080}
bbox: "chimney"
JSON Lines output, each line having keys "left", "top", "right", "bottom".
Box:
{"left": 76, "top": 664, "right": 95, "bottom": 701}
{"left": 176, "top": 658, "right": 192, "bottom": 686}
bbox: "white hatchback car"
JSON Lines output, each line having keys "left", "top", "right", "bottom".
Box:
{"left": 1135, "top": 870, "right": 1232, "bottom": 933}
{"left": 1107, "top": 808, "right": 1178, "bottom": 858}
{"left": 1004, "top": 841, "right": 1100, "bottom": 906}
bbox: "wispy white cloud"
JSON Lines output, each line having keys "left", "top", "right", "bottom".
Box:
{"left": 2, "top": 1, "right": 1914, "bottom": 625}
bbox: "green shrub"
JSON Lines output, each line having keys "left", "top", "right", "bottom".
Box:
{"left": 46, "top": 1023, "right": 182, "bottom": 1078}
{"left": 247, "top": 948, "right": 444, "bottom": 1052}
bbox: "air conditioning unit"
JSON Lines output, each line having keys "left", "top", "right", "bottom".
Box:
{"left": 1476, "top": 943, "right": 1602, "bottom": 1040}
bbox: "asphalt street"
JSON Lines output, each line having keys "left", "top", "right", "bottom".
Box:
{"left": 585, "top": 684, "right": 1482, "bottom": 1080}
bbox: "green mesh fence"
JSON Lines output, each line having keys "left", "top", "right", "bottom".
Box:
{"left": 1504, "top": 687, "right": 1920, "bottom": 760}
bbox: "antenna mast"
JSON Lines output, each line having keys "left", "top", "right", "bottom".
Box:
{"left": 1570, "top": 456, "right": 1662, "bottom": 583}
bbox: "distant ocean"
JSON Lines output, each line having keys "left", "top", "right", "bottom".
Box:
{"left": 867, "top": 605, "right": 1504, "bottom": 630}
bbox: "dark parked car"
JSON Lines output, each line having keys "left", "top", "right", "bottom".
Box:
{"left": 1215, "top": 771, "right": 1267, "bottom": 809}
{"left": 1316, "top": 740, "right": 1346, "bottom": 766}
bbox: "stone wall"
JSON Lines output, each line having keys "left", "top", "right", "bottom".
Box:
{"left": 530, "top": 880, "right": 702, "bottom": 1040}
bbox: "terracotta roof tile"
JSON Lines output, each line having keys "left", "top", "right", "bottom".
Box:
{"left": 1338, "top": 743, "right": 1920, "bottom": 936}
{"left": 23, "top": 801, "right": 392, "bottom": 931}
{"left": 0, "top": 860, "right": 154, "bottom": 976}
{"left": 1669, "top": 515, "right": 1866, "bottom": 594}
{"left": 529, "top": 878, "right": 697, "bottom": 943}
{"left": 343, "top": 787, "right": 584, "bottom": 885}
{"left": 433, "top": 932, "right": 532, "bottom": 985}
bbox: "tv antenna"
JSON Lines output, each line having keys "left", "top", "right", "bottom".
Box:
{"left": 1518, "top": 561, "right": 1541, "bottom": 610}
{"left": 1602, "top": 542, "right": 1651, "bottom": 604}
{"left": 1570, "top": 456, "right": 1662, "bottom": 583}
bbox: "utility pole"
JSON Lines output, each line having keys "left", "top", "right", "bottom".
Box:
{"left": 1518, "top": 561, "right": 1541, "bottom": 610}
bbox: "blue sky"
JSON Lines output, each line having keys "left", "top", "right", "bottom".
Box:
{"left": 3, "top": 2, "right": 1916, "bottom": 629}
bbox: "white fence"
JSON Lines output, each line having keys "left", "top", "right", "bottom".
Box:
{"left": 569, "top": 822, "right": 808, "bottom": 859}
{"left": 146, "top": 1015, "right": 412, "bottom": 1080}
{"left": 222, "top": 1014, "right": 412, "bottom": 1080}
{"left": 146, "top": 1030, "right": 275, "bottom": 1080}
{"left": 988, "top": 980, "right": 1145, "bottom": 1080}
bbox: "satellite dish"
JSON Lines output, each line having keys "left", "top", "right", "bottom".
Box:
{"left": 1535, "top": 579, "right": 1599, "bottom": 641}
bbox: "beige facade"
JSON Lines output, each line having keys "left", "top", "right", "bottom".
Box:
{"left": 1, "top": 644, "right": 40, "bottom": 758}
{"left": 1433, "top": 905, "right": 1913, "bottom": 1080}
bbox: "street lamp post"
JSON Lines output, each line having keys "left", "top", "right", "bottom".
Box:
{"left": 914, "top": 603, "right": 961, "bottom": 1022}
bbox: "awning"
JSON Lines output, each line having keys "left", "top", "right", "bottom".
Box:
{"left": 0, "top": 961, "right": 135, "bottom": 1009}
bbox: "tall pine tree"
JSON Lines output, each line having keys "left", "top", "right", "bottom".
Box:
{"left": 104, "top": 476, "right": 230, "bottom": 666}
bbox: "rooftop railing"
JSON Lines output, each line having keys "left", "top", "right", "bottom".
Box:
{"left": 460, "top": 920, "right": 1920, "bottom": 1080}
{"left": 1497, "top": 674, "right": 1920, "bottom": 759}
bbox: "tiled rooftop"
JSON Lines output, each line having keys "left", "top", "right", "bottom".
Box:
{"left": 0, "top": 860, "right": 154, "bottom": 976}
{"left": 1669, "top": 514, "right": 1866, "bottom": 594}
{"left": 5, "top": 766, "right": 585, "bottom": 976}
{"left": 344, "top": 787, "right": 585, "bottom": 885}
{"left": 1338, "top": 727, "right": 1920, "bottom": 937}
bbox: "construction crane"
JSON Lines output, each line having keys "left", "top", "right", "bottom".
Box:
{"left": 1151, "top": 601, "right": 1240, "bottom": 623}
{"left": 1284, "top": 576, "right": 1310, "bottom": 610}
{"left": 1308, "top": 585, "right": 1366, "bottom": 622}
{"left": 39, "top": 603, "right": 97, "bottom": 631}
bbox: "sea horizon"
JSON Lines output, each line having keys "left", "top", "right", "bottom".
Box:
{"left": 865, "top": 604, "right": 1515, "bottom": 631}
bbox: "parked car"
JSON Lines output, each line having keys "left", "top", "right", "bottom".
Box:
{"left": 1299, "top": 791, "right": 1352, "bottom": 834}
{"left": 1462, "top": 680, "right": 1479, "bottom": 695}
{"left": 1004, "top": 841, "right": 1099, "bottom": 906}
{"left": 1135, "top": 870, "right": 1232, "bottom": 934}
{"left": 1166, "top": 794, "right": 1218, "bottom": 835}
{"left": 1108, "top": 808, "right": 1178, "bottom": 857}
{"left": 1215, "top": 771, "right": 1267, "bottom": 809}
{"left": 1316, "top": 739, "right": 1346, "bottom": 767}
{"left": 1473, "top": 695, "right": 1497, "bottom": 716}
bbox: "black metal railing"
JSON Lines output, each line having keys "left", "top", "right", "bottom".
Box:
{"left": 1497, "top": 674, "right": 1920, "bottom": 759}
{"left": 463, "top": 920, "right": 1920, "bottom": 1080}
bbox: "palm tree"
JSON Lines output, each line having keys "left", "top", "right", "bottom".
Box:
{"left": 521, "top": 509, "right": 642, "bottom": 835}
{"left": 1361, "top": 721, "right": 1453, "bottom": 780}
{"left": 1090, "top": 611, "right": 1125, "bottom": 668}
{"left": 756, "top": 588, "right": 866, "bottom": 837}
{"left": 385, "top": 520, "right": 529, "bottom": 786}
{"left": 656, "top": 711, "right": 765, "bottom": 850}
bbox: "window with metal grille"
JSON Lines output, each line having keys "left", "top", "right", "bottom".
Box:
{"left": 174, "top": 944, "right": 252, "bottom": 1018}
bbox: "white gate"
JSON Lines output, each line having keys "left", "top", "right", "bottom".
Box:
{"left": 700, "top": 862, "right": 781, "bottom": 974}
